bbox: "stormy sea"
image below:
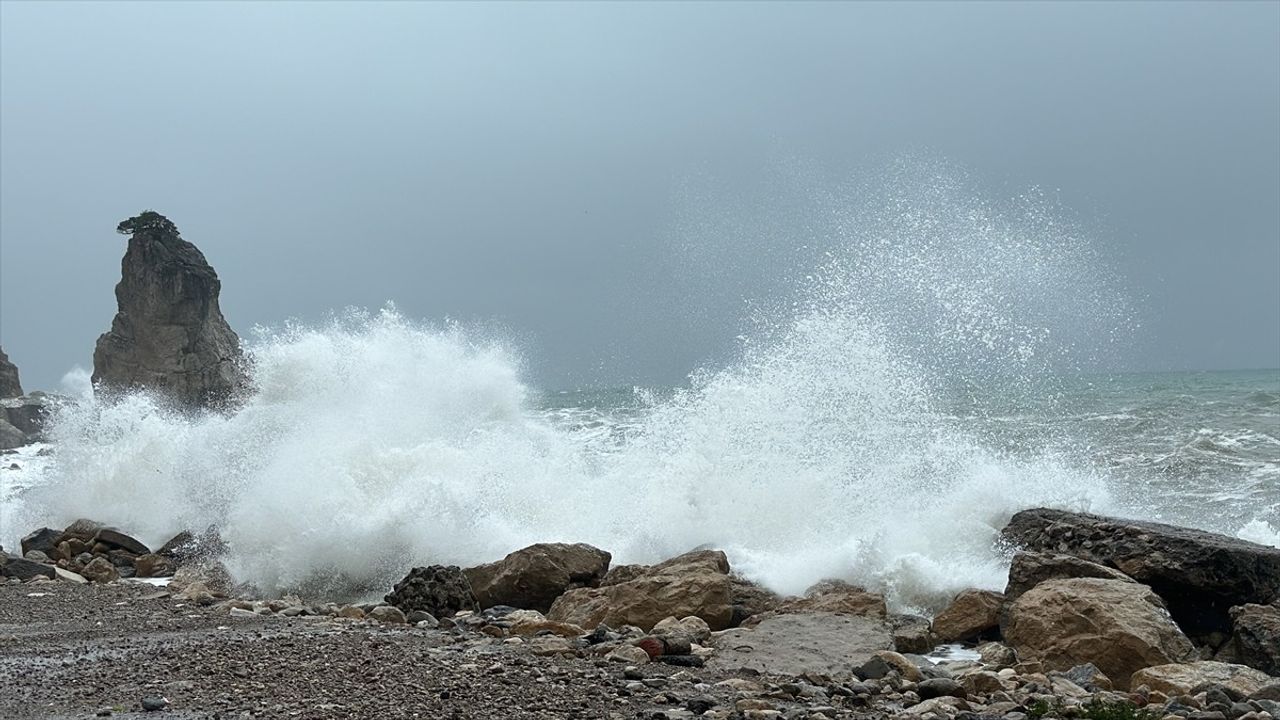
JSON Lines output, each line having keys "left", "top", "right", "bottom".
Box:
{"left": 2, "top": 170, "right": 1277, "bottom": 614}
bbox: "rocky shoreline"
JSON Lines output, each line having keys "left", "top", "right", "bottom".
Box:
{"left": 1, "top": 508, "right": 1277, "bottom": 719}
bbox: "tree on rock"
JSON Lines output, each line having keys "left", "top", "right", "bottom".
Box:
{"left": 115, "top": 210, "right": 180, "bottom": 239}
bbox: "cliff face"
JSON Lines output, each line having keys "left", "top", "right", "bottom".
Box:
{"left": 92, "top": 213, "right": 245, "bottom": 409}
{"left": 0, "top": 347, "right": 21, "bottom": 399}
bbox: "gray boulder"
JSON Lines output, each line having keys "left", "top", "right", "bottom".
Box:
{"left": 20, "top": 528, "right": 61, "bottom": 558}
{"left": 1, "top": 555, "right": 56, "bottom": 581}
{"left": 1002, "top": 508, "right": 1280, "bottom": 637}
{"left": 2, "top": 392, "right": 56, "bottom": 435}
{"left": 0, "top": 392, "right": 61, "bottom": 448}
{"left": 384, "top": 565, "right": 479, "bottom": 618}
{"left": 92, "top": 211, "right": 245, "bottom": 409}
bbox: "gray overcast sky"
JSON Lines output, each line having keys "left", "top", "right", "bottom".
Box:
{"left": 1, "top": 1, "right": 1278, "bottom": 391}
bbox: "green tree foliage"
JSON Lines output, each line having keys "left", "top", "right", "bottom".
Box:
{"left": 116, "top": 210, "right": 180, "bottom": 238}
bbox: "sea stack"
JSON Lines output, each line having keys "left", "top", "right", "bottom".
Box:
{"left": 0, "top": 347, "right": 21, "bottom": 399}
{"left": 92, "top": 211, "right": 245, "bottom": 409}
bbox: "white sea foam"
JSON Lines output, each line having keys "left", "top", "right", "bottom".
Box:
{"left": 1237, "top": 519, "right": 1280, "bottom": 549}
{"left": 3, "top": 165, "right": 1151, "bottom": 611}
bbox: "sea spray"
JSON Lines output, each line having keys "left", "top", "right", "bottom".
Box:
{"left": 5, "top": 163, "right": 1237, "bottom": 611}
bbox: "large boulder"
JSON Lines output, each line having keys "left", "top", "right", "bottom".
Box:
{"left": 1129, "top": 661, "right": 1275, "bottom": 697}
{"left": 20, "top": 528, "right": 60, "bottom": 558}
{"left": 1004, "top": 551, "right": 1136, "bottom": 601}
{"left": 1003, "top": 577, "right": 1196, "bottom": 689}
{"left": 708, "top": 611, "right": 894, "bottom": 679}
{"left": 931, "top": 589, "right": 1003, "bottom": 643}
{"left": 547, "top": 549, "right": 738, "bottom": 632}
{"left": 1002, "top": 508, "right": 1280, "bottom": 637}
{"left": 93, "top": 528, "right": 150, "bottom": 556}
{"left": 0, "top": 347, "right": 21, "bottom": 398}
{"left": 384, "top": 565, "right": 479, "bottom": 618}
{"left": 1224, "top": 604, "right": 1280, "bottom": 676}
{"left": 463, "top": 542, "right": 611, "bottom": 613}
{"left": 92, "top": 211, "right": 245, "bottom": 409}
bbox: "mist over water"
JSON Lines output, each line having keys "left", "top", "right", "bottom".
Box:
{"left": 5, "top": 164, "right": 1275, "bottom": 612}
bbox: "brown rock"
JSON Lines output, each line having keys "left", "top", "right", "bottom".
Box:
{"left": 890, "top": 614, "right": 937, "bottom": 654}
{"left": 169, "top": 562, "right": 234, "bottom": 596}
{"left": 463, "top": 542, "right": 611, "bottom": 613}
{"left": 1004, "top": 577, "right": 1196, "bottom": 689}
{"left": 60, "top": 519, "right": 106, "bottom": 543}
{"left": 81, "top": 557, "right": 120, "bottom": 583}
{"left": 652, "top": 615, "right": 712, "bottom": 644}
{"left": 976, "top": 641, "right": 1018, "bottom": 668}
{"left": 960, "top": 670, "right": 1010, "bottom": 695}
{"left": 1225, "top": 603, "right": 1279, "bottom": 675}
{"left": 932, "top": 589, "right": 1003, "bottom": 643}
{"left": 600, "top": 564, "right": 647, "bottom": 586}
{"left": 547, "top": 549, "right": 735, "bottom": 631}
{"left": 1004, "top": 551, "right": 1136, "bottom": 600}
{"left": 873, "top": 650, "right": 925, "bottom": 682}
{"left": 134, "top": 554, "right": 177, "bottom": 578}
{"left": 1128, "top": 661, "right": 1273, "bottom": 697}
{"left": 775, "top": 579, "right": 887, "bottom": 618}
{"left": 92, "top": 528, "right": 150, "bottom": 556}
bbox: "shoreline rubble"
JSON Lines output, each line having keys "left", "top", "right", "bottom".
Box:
{"left": 2, "top": 508, "right": 1277, "bottom": 718}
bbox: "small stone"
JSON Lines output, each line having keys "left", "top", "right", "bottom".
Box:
{"left": 917, "top": 677, "right": 966, "bottom": 700}
{"left": 23, "top": 550, "right": 51, "bottom": 563}
{"left": 607, "top": 645, "right": 651, "bottom": 665}
{"left": 406, "top": 610, "right": 437, "bottom": 625}
{"left": 140, "top": 696, "right": 168, "bottom": 712}
{"left": 54, "top": 567, "right": 88, "bottom": 584}
{"left": 686, "top": 695, "right": 717, "bottom": 713}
